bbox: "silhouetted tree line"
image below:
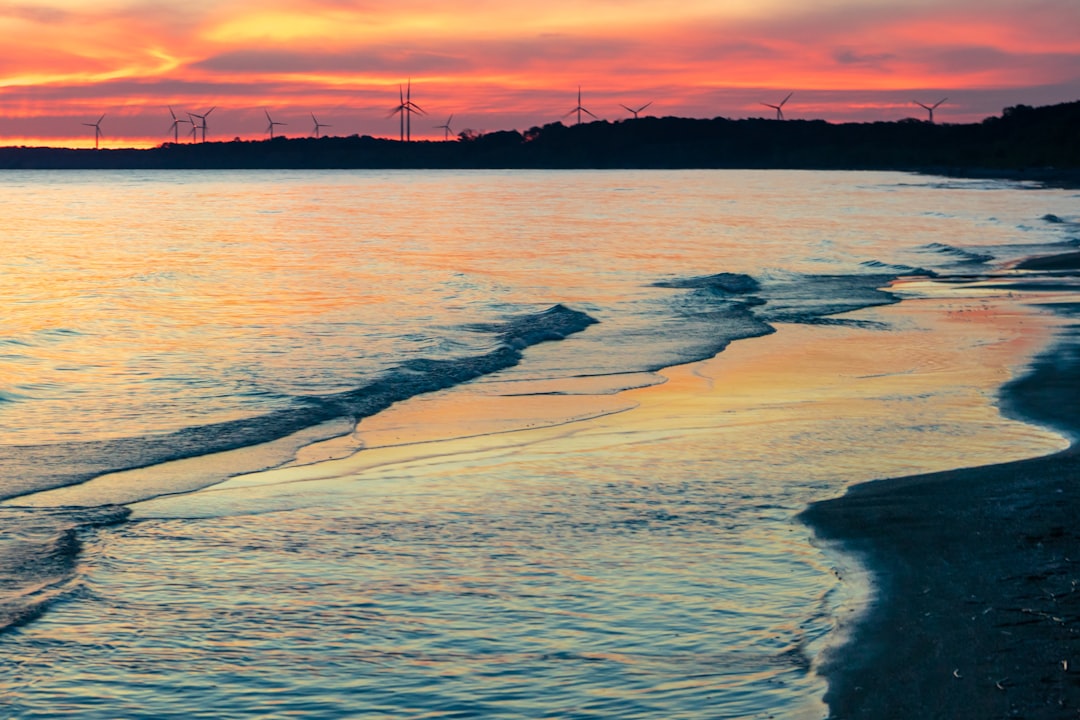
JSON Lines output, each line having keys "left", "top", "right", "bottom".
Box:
{"left": 1, "top": 100, "right": 1077, "bottom": 176}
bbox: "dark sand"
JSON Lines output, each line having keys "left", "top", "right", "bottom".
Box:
{"left": 1016, "top": 252, "right": 1080, "bottom": 272}
{"left": 802, "top": 295, "right": 1080, "bottom": 718}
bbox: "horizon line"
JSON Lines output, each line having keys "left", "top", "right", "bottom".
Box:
{"left": 1, "top": 100, "right": 1070, "bottom": 152}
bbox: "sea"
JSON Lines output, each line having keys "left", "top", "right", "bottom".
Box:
{"left": 0, "top": 169, "right": 1078, "bottom": 719}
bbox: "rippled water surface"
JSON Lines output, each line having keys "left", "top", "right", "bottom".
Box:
{"left": 1, "top": 170, "right": 1078, "bottom": 718}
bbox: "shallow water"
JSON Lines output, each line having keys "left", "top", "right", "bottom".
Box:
{"left": 1, "top": 169, "right": 1078, "bottom": 718}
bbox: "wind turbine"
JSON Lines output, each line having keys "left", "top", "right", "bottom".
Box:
{"left": 914, "top": 97, "right": 947, "bottom": 124}
{"left": 563, "top": 86, "right": 597, "bottom": 125}
{"left": 388, "top": 80, "right": 425, "bottom": 141}
{"left": 761, "top": 92, "right": 793, "bottom": 120}
{"left": 404, "top": 81, "right": 425, "bottom": 141}
{"left": 434, "top": 114, "right": 454, "bottom": 140}
{"left": 186, "top": 113, "right": 199, "bottom": 143}
{"left": 620, "top": 101, "right": 653, "bottom": 119}
{"left": 167, "top": 106, "right": 191, "bottom": 143}
{"left": 311, "top": 113, "right": 331, "bottom": 138}
{"left": 82, "top": 114, "right": 104, "bottom": 149}
{"left": 389, "top": 85, "right": 407, "bottom": 141}
{"left": 190, "top": 106, "right": 215, "bottom": 142}
{"left": 265, "top": 110, "right": 287, "bottom": 139}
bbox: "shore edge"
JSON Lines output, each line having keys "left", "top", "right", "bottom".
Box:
{"left": 801, "top": 292, "right": 1080, "bottom": 717}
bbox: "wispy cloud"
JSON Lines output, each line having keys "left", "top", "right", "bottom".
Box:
{"left": 833, "top": 48, "right": 897, "bottom": 68}
{"left": 194, "top": 49, "right": 473, "bottom": 75}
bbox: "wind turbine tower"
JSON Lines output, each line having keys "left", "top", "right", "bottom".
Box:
{"left": 265, "top": 110, "right": 287, "bottom": 139}
{"left": 83, "top": 114, "right": 104, "bottom": 149}
{"left": 167, "top": 106, "right": 191, "bottom": 143}
{"left": 914, "top": 98, "right": 947, "bottom": 124}
{"left": 620, "top": 101, "right": 653, "bottom": 119}
{"left": 389, "top": 80, "right": 425, "bottom": 141}
{"left": 434, "top": 114, "right": 454, "bottom": 140}
{"left": 190, "top": 106, "right": 216, "bottom": 142}
{"left": 564, "top": 87, "right": 597, "bottom": 125}
{"left": 404, "top": 80, "right": 424, "bottom": 141}
{"left": 311, "top": 113, "right": 331, "bottom": 138}
{"left": 761, "top": 92, "right": 793, "bottom": 120}
{"left": 390, "top": 85, "right": 406, "bottom": 141}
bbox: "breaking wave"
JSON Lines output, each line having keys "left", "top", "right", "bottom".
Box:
{"left": 0, "top": 305, "right": 598, "bottom": 503}
{"left": 919, "top": 242, "right": 994, "bottom": 265}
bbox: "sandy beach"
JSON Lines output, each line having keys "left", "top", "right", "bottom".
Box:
{"left": 802, "top": 257, "right": 1080, "bottom": 719}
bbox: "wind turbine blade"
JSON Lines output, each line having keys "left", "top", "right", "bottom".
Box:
{"left": 169, "top": 105, "right": 177, "bottom": 120}
{"left": 205, "top": 107, "right": 216, "bottom": 116}
{"left": 97, "top": 114, "right": 105, "bottom": 123}
{"left": 933, "top": 97, "right": 948, "bottom": 108}
{"left": 780, "top": 92, "right": 793, "bottom": 106}
{"left": 620, "top": 104, "right": 633, "bottom": 113}
{"left": 639, "top": 102, "right": 653, "bottom": 112}
{"left": 583, "top": 108, "right": 597, "bottom": 119}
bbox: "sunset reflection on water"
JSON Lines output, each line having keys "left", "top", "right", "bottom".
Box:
{"left": 1, "top": 169, "right": 1077, "bottom": 718}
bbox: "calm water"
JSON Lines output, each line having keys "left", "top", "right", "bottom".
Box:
{"left": 1, "top": 170, "right": 1078, "bottom": 718}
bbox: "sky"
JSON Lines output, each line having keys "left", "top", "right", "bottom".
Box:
{"left": 0, "top": 0, "right": 1077, "bottom": 148}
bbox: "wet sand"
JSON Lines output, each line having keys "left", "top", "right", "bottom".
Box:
{"left": 802, "top": 295, "right": 1080, "bottom": 717}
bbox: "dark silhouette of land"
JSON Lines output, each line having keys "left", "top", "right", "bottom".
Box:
{"left": 0, "top": 100, "right": 1077, "bottom": 179}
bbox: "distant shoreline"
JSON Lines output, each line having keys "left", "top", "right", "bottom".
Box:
{"left": 1, "top": 100, "right": 1077, "bottom": 175}
{"left": 801, "top": 251, "right": 1080, "bottom": 718}
{"left": 923, "top": 166, "right": 1080, "bottom": 189}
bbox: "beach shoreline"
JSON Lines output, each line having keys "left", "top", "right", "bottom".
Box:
{"left": 801, "top": 270, "right": 1080, "bottom": 718}
{"left": 122, "top": 271, "right": 1073, "bottom": 718}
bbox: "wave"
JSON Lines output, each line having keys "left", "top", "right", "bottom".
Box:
{"left": 651, "top": 270, "right": 899, "bottom": 328}
{"left": 1, "top": 270, "right": 908, "bottom": 509}
{"left": 753, "top": 273, "right": 900, "bottom": 324}
{"left": 0, "top": 505, "right": 129, "bottom": 634}
{"left": 652, "top": 272, "right": 761, "bottom": 295}
{"left": 0, "top": 272, "right": 907, "bottom": 635}
{"left": 918, "top": 242, "right": 994, "bottom": 265}
{"left": 625, "top": 270, "right": 902, "bottom": 376}
{"left": 0, "top": 304, "right": 597, "bottom": 503}
{"left": 861, "top": 260, "right": 939, "bottom": 278}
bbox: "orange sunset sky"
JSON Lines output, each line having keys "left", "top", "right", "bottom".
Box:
{"left": 1, "top": 0, "right": 1077, "bottom": 148}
